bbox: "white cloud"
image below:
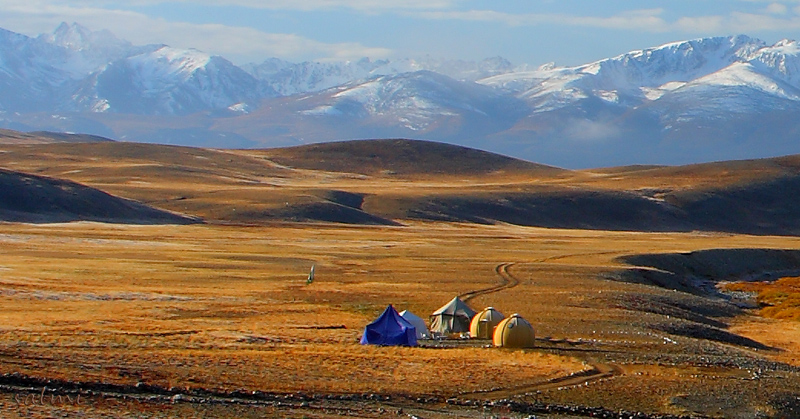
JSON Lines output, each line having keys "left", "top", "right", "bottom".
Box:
{"left": 414, "top": 7, "right": 800, "bottom": 35}
{"left": 673, "top": 16, "right": 727, "bottom": 33}
{"left": 562, "top": 119, "right": 620, "bottom": 143}
{"left": 561, "top": 9, "right": 671, "bottom": 32}
{"left": 139, "top": 21, "right": 393, "bottom": 63}
{"left": 17, "top": 0, "right": 458, "bottom": 12}
{"left": 724, "top": 11, "right": 800, "bottom": 31}
{"left": 207, "top": 0, "right": 457, "bottom": 11}
{"left": 413, "top": 9, "right": 671, "bottom": 32}
{"left": 0, "top": 1, "right": 392, "bottom": 63}
{"left": 765, "top": 2, "right": 789, "bottom": 14}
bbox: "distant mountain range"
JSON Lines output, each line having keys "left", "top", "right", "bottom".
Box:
{"left": 4, "top": 23, "right": 800, "bottom": 168}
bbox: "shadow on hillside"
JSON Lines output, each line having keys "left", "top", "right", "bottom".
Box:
{"left": 0, "top": 169, "right": 200, "bottom": 225}
{"left": 614, "top": 248, "right": 800, "bottom": 296}
{"left": 367, "top": 175, "right": 800, "bottom": 236}
{"left": 652, "top": 321, "right": 772, "bottom": 350}
{"left": 606, "top": 248, "right": 800, "bottom": 351}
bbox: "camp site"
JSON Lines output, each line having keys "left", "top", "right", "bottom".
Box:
{"left": 361, "top": 297, "right": 536, "bottom": 350}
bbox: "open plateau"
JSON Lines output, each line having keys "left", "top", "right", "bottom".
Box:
{"left": 2, "top": 131, "right": 800, "bottom": 418}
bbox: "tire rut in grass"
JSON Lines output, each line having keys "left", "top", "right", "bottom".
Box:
{"left": 460, "top": 363, "right": 623, "bottom": 400}
{"left": 459, "top": 262, "right": 520, "bottom": 304}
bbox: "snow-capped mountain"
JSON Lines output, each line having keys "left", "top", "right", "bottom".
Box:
{"left": 37, "top": 22, "right": 138, "bottom": 77}
{"left": 242, "top": 56, "right": 517, "bottom": 96}
{"left": 472, "top": 35, "right": 800, "bottom": 166}
{"left": 480, "top": 35, "right": 767, "bottom": 110}
{"left": 0, "top": 23, "right": 269, "bottom": 116}
{"left": 301, "top": 70, "right": 524, "bottom": 124}
{"left": 226, "top": 70, "right": 528, "bottom": 148}
{"left": 5, "top": 24, "right": 800, "bottom": 167}
{"left": 74, "top": 46, "right": 266, "bottom": 114}
{"left": 0, "top": 27, "right": 75, "bottom": 112}
{"left": 0, "top": 23, "right": 517, "bottom": 115}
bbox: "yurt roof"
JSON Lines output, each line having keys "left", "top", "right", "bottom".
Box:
{"left": 431, "top": 296, "right": 476, "bottom": 318}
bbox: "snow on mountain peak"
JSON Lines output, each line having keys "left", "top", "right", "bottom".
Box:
{"left": 48, "top": 22, "right": 96, "bottom": 50}
{"left": 687, "top": 61, "right": 800, "bottom": 100}
{"left": 31, "top": 22, "right": 136, "bottom": 78}
{"left": 41, "top": 22, "right": 129, "bottom": 52}
{"left": 479, "top": 34, "right": 783, "bottom": 111}
{"left": 143, "top": 46, "right": 213, "bottom": 75}
{"left": 774, "top": 38, "right": 799, "bottom": 49}
{"left": 538, "top": 62, "right": 556, "bottom": 71}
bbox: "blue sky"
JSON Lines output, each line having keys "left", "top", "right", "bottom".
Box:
{"left": 4, "top": 1, "right": 800, "bottom": 66}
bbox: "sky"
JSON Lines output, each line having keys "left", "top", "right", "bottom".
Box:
{"left": 4, "top": 1, "right": 800, "bottom": 66}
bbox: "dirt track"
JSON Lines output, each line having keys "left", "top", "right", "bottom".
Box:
{"left": 460, "top": 262, "right": 520, "bottom": 303}
{"left": 461, "top": 363, "right": 623, "bottom": 400}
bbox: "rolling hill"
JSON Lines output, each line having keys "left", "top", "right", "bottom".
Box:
{"left": 0, "top": 166, "right": 198, "bottom": 224}
{"left": 1, "top": 134, "right": 800, "bottom": 235}
{"left": 0, "top": 128, "right": 113, "bottom": 144}
{"left": 260, "top": 138, "right": 563, "bottom": 177}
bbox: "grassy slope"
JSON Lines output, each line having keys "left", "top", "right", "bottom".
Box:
{"left": 260, "top": 138, "right": 565, "bottom": 177}
{"left": 0, "top": 168, "right": 197, "bottom": 224}
{"left": 0, "top": 129, "right": 113, "bottom": 144}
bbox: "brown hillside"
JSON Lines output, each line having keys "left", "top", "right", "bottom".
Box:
{"left": 575, "top": 155, "right": 800, "bottom": 191}
{"left": 258, "top": 138, "right": 565, "bottom": 177}
{"left": 0, "top": 128, "right": 113, "bottom": 144}
{"left": 0, "top": 168, "right": 198, "bottom": 224}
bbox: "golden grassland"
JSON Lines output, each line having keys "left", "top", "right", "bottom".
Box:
{"left": 3, "top": 141, "right": 800, "bottom": 226}
{"left": 2, "top": 220, "right": 800, "bottom": 416}
{"left": 724, "top": 277, "right": 800, "bottom": 321}
{"left": 0, "top": 221, "right": 597, "bottom": 396}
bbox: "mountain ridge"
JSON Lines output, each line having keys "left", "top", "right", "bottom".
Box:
{"left": 4, "top": 24, "right": 800, "bottom": 167}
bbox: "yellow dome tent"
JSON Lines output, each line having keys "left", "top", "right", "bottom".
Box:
{"left": 469, "top": 307, "right": 505, "bottom": 339}
{"left": 493, "top": 313, "right": 535, "bottom": 348}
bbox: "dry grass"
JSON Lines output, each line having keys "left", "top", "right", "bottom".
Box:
{"left": 2, "top": 221, "right": 800, "bottom": 406}
{"left": 1, "top": 141, "right": 795, "bottom": 226}
{"left": 724, "top": 277, "right": 800, "bottom": 320}
{"left": 0, "top": 222, "right": 602, "bottom": 396}
{"left": 5, "top": 141, "right": 800, "bottom": 416}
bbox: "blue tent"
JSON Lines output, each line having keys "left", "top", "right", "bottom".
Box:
{"left": 360, "top": 305, "right": 418, "bottom": 346}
